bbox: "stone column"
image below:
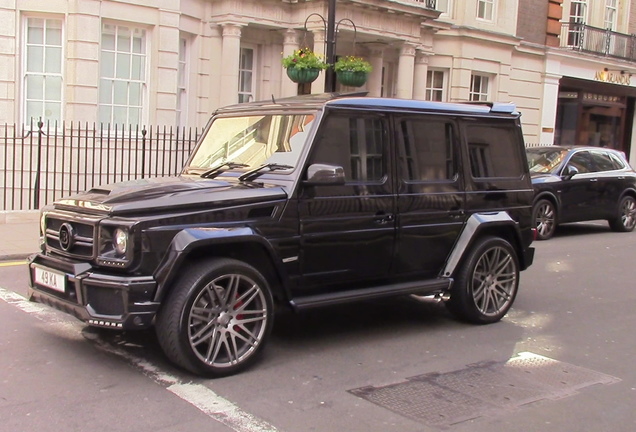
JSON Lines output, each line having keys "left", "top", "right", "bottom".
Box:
{"left": 219, "top": 23, "right": 243, "bottom": 107}
{"left": 311, "top": 29, "right": 327, "bottom": 93}
{"left": 281, "top": 29, "right": 302, "bottom": 97}
{"left": 367, "top": 45, "right": 385, "bottom": 97}
{"left": 413, "top": 50, "right": 431, "bottom": 101}
{"left": 396, "top": 43, "right": 416, "bottom": 99}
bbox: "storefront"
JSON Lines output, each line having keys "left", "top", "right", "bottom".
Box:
{"left": 554, "top": 75, "right": 636, "bottom": 156}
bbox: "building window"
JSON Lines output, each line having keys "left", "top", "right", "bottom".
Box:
{"left": 23, "top": 17, "right": 63, "bottom": 125}
{"left": 477, "top": 0, "right": 494, "bottom": 20}
{"left": 437, "top": 0, "right": 451, "bottom": 15}
{"left": 469, "top": 74, "right": 489, "bottom": 101}
{"left": 177, "top": 36, "right": 188, "bottom": 127}
{"left": 238, "top": 47, "right": 255, "bottom": 103}
{"left": 426, "top": 70, "right": 446, "bottom": 101}
{"left": 567, "top": 0, "right": 587, "bottom": 47}
{"left": 604, "top": 0, "right": 617, "bottom": 30}
{"left": 99, "top": 23, "right": 146, "bottom": 127}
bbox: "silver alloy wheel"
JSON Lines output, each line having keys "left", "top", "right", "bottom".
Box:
{"left": 535, "top": 201, "right": 555, "bottom": 239}
{"left": 470, "top": 245, "right": 517, "bottom": 317}
{"left": 187, "top": 273, "right": 269, "bottom": 368}
{"left": 620, "top": 197, "right": 636, "bottom": 230}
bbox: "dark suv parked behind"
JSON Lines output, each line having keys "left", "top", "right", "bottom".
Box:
{"left": 527, "top": 145, "right": 636, "bottom": 240}
{"left": 28, "top": 94, "right": 535, "bottom": 377}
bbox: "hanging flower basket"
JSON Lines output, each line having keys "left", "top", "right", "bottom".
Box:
{"left": 282, "top": 48, "right": 328, "bottom": 84}
{"left": 286, "top": 67, "right": 321, "bottom": 84}
{"left": 334, "top": 56, "right": 372, "bottom": 87}
{"left": 336, "top": 70, "right": 369, "bottom": 87}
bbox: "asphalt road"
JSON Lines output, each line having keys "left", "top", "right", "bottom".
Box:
{"left": 1, "top": 221, "right": 635, "bottom": 432}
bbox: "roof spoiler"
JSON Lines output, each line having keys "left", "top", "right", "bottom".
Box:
{"left": 464, "top": 101, "right": 517, "bottom": 114}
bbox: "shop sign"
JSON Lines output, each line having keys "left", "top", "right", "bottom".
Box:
{"left": 594, "top": 69, "right": 631, "bottom": 85}
{"left": 582, "top": 93, "right": 622, "bottom": 103}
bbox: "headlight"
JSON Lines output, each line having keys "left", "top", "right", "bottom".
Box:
{"left": 114, "top": 228, "right": 128, "bottom": 255}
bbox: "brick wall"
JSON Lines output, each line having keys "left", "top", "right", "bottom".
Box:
{"left": 517, "top": 0, "right": 550, "bottom": 44}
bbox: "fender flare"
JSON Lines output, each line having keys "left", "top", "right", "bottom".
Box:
{"left": 441, "top": 212, "right": 524, "bottom": 278}
{"left": 152, "top": 226, "right": 289, "bottom": 302}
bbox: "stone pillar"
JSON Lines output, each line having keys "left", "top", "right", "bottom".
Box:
{"left": 219, "top": 23, "right": 243, "bottom": 107}
{"left": 281, "top": 29, "right": 301, "bottom": 97}
{"left": 413, "top": 50, "right": 431, "bottom": 101}
{"left": 396, "top": 43, "right": 416, "bottom": 99}
{"left": 311, "top": 29, "right": 327, "bottom": 94}
{"left": 540, "top": 72, "right": 562, "bottom": 145}
{"left": 367, "top": 45, "right": 385, "bottom": 97}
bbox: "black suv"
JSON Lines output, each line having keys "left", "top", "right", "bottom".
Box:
{"left": 527, "top": 145, "right": 636, "bottom": 240}
{"left": 28, "top": 94, "right": 535, "bottom": 377}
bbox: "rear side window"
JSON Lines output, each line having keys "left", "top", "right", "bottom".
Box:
{"left": 397, "top": 117, "right": 457, "bottom": 182}
{"left": 309, "top": 112, "right": 387, "bottom": 182}
{"left": 590, "top": 150, "right": 624, "bottom": 171}
{"left": 466, "top": 123, "right": 525, "bottom": 179}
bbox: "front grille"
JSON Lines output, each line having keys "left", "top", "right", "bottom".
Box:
{"left": 45, "top": 217, "right": 96, "bottom": 259}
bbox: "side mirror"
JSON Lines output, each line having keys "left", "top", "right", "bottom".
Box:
{"left": 304, "top": 163, "right": 345, "bottom": 186}
{"left": 564, "top": 165, "right": 579, "bottom": 180}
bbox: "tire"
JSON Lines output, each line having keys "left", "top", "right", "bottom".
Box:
{"left": 446, "top": 236, "right": 520, "bottom": 324}
{"left": 609, "top": 195, "right": 636, "bottom": 233}
{"left": 532, "top": 199, "right": 556, "bottom": 240}
{"left": 155, "top": 258, "right": 274, "bottom": 377}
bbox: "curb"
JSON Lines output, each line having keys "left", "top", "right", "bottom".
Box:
{"left": 0, "top": 254, "right": 32, "bottom": 262}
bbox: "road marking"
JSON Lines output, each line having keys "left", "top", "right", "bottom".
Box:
{"left": 0, "top": 286, "right": 280, "bottom": 432}
{"left": 0, "top": 260, "right": 27, "bottom": 267}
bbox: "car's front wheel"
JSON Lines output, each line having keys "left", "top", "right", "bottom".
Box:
{"left": 609, "top": 195, "right": 636, "bottom": 233}
{"left": 155, "top": 258, "right": 274, "bottom": 377}
{"left": 533, "top": 199, "right": 556, "bottom": 240}
{"left": 446, "top": 236, "right": 519, "bottom": 324}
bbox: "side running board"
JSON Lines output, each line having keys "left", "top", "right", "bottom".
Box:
{"left": 290, "top": 278, "right": 452, "bottom": 311}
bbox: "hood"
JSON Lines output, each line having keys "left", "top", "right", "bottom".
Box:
{"left": 53, "top": 176, "right": 288, "bottom": 216}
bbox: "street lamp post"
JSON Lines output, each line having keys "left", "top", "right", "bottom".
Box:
{"left": 325, "top": 0, "right": 337, "bottom": 92}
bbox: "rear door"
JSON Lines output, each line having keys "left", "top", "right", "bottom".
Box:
{"left": 393, "top": 114, "right": 466, "bottom": 278}
{"left": 297, "top": 110, "right": 396, "bottom": 289}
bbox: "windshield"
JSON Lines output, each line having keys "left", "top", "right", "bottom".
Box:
{"left": 526, "top": 148, "right": 569, "bottom": 174}
{"left": 186, "top": 113, "right": 317, "bottom": 175}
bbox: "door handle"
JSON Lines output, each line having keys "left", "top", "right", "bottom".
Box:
{"left": 449, "top": 209, "right": 465, "bottom": 218}
{"left": 589, "top": 178, "right": 598, "bottom": 182}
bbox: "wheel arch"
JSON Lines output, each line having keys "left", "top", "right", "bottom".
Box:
{"left": 442, "top": 212, "right": 530, "bottom": 279}
{"left": 152, "top": 227, "right": 290, "bottom": 304}
{"left": 533, "top": 191, "right": 559, "bottom": 218}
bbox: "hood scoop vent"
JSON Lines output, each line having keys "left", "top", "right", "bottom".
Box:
{"left": 88, "top": 188, "right": 111, "bottom": 195}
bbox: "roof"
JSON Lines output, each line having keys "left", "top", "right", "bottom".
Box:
{"left": 214, "top": 93, "right": 519, "bottom": 117}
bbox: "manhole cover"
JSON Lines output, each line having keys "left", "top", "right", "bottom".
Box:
{"left": 349, "top": 352, "right": 619, "bottom": 427}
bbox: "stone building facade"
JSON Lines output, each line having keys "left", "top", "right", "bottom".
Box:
{"left": 2, "top": 0, "right": 636, "bottom": 157}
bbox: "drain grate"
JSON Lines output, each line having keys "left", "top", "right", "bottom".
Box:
{"left": 349, "top": 352, "right": 620, "bottom": 427}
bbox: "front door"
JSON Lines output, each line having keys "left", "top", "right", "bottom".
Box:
{"left": 297, "top": 110, "right": 396, "bottom": 289}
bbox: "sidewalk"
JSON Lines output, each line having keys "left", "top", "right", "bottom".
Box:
{"left": 0, "top": 211, "right": 41, "bottom": 261}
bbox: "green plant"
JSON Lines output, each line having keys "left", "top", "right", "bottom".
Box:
{"left": 282, "top": 48, "right": 328, "bottom": 70}
{"left": 334, "top": 56, "right": 373, "bottom": 73}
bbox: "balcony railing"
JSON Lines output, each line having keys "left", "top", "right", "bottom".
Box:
{"left": 560, "top": 22, "right": 636, "bottom": 61}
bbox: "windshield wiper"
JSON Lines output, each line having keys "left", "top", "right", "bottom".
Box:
{"left": 200, "top": 161, "right": 249, "bottom": 179}
{"left": 238, "top": 163, "right": 294, "bottom": 182}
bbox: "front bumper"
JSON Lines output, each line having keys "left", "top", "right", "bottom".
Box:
{"left": 27, "top": 253, "right": 159, "bottom": 330}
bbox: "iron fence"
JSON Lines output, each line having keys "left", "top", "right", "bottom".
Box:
{"left": 1, "top": 120, "right": 200, "bottom": 211}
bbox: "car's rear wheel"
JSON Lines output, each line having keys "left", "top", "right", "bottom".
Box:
{"left": 446, "top": 236, "right": 519, "bottom": 324}
{"left": 155, "top": 258, "right": 274, "bottom": 377}
{"left": 533, "top": 199, "right": 556, "bottom": 240}
{"left": 609, "top": 195, "right": 636, "bottom": 232}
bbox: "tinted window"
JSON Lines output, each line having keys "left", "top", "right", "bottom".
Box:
{"left": 590, "top": 150, "right": 623, "bottom": 171}
{"left": 466, "top": 123, "right": 524, "bottom": 178}
{"left": 568, "top": 151, "right": 594, "bottom": 173}
{"left": 310, "top": 112, "right": 387, "bottom": 182}
{"left": 398, "top": 117, "right": 456, "bottom": 181}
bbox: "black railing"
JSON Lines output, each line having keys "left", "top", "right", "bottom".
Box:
{"left": 560, "top": 22, "right": 636, "bottom": 61}
{"left": 1, "top": 120, "right": 200, "bottom": 211}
